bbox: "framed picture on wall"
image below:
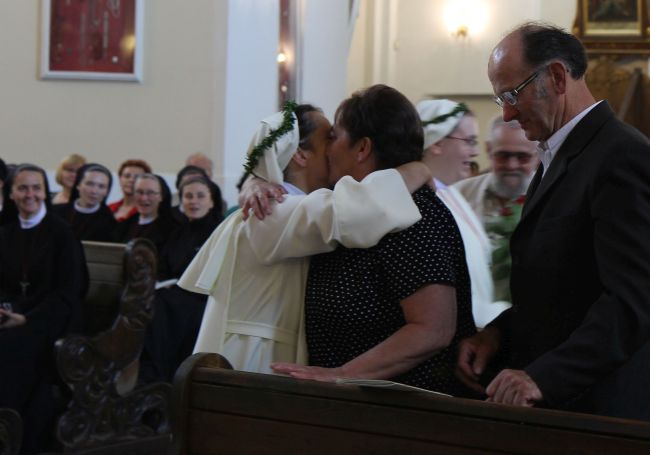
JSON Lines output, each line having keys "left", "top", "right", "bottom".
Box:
{"left": 40, "top": 0, "right": 144, "bottom": 81}
{"left": 573, "top": 0, "right": 650, "bottom": 54}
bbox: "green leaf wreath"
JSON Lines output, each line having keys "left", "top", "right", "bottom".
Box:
{"left": 243, "top": 100, "right": 298, "bottom": 176}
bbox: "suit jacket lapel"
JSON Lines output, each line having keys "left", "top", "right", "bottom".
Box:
{"left": 520, "top": 101, "right": 615, "bottom": 222}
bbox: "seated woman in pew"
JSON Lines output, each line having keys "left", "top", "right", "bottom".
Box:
{"left": 51, "top": 153, "right": 86, "bottom": 206}
{"left": 109, "top": 159, "right": 152, "bottom": 222}
{"left": 140, "top": 175, "right": 224, "bottom": 383}
{"left": 0, "top": 164, "right": 87, "bottom": 454}
{"left": 170, "top": 164, "right": 211, "bottom": 223}
{"left": 53, "top": 163, "right": 117, "bottom": 242}
{"left": 113, "top": 173, "right": 176, "bottom": 255}
{"left": 179, "top": 102, "right": 429, "bottom": 374}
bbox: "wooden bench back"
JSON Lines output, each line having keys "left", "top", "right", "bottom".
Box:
{"left": 56, "top": 239, "right": 172, "bottom": 453}
{"left": 170, "top": 353, "right": 650, "bottom": 455}
{"left": 81, "top": 241, "right": 126, "bottom": 334}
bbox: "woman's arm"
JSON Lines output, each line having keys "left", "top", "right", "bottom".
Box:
{"left": 240, "top": 162, "right": 432, "bottom": 221}
{"left": 245, "top": 169, "right": 423, "bottom": 264}
{"left": 271, "top": 283, "right": 457, "bottom": 381}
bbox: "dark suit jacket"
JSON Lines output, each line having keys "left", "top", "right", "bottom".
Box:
{"left": 491, "top": 101, "right": 650, "bottom": 419}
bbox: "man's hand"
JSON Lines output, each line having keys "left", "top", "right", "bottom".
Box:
{"left": 486, "top": 369, "right": 543, "bottom": 406}
{"left": 239, "top": 176, "right": 287, "bottom": 220}
{"left": 395, "top": 162, "right": 435, "bottom": 193}
{"left": 271, "top": 362, "right": 344, "bottom": 382}
{"left": 455, "top": 326, "right": 500, "bottom": 394}
{"left": 0, "top": 309, "right": 26, "bottom": 329}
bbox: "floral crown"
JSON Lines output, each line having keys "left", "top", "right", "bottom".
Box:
{"left": 421, "top": 102, "right": 468, "bottom": 127}
{"left": 243, "top": 100, "right": 298, "bottom": 175}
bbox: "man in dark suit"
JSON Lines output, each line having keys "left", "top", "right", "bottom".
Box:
{"left": 456, "top": 22, "right": 650, "bottom": 419}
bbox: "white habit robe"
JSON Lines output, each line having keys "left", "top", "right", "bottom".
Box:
{"left": 178, "top": 169, "right": 421, "bottom": 374}
{"left": 435, "top": 181, "right": 508, "bottom": 328}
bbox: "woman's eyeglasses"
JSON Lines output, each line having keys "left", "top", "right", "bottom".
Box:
{"left": 447, "top": 136, "right": 478, "bottom": 147}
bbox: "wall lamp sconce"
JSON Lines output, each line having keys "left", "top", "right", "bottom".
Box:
{"left": 443, "top": 0, "right": 488, "bottom": 39}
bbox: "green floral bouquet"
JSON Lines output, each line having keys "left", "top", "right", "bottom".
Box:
{"left": 487, "top": 195, "right": 525, "bottom": 302}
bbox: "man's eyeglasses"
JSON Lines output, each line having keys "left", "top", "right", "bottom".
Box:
{"left": 492, "top": 151, "right": 535, "bottom": 164}
{"left": 447, "top": 136, "right": 478, "bottom": 147}
{"left": 493, "top": 68, "right": 542, "bottom": 108}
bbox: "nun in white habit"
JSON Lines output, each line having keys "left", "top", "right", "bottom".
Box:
{"left": 179, "top": 103, "right": 428, "bottom": 374}
{"left": 417, "top": 99, "right": 510, "bottom": 328}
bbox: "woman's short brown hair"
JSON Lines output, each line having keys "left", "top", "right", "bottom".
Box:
{"left": 118, "top": 159, "right": 152, "bottom": 177}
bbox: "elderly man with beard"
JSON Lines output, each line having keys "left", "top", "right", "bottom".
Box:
{"left": 454, "top": 117, "right": 538, "bottom": 303}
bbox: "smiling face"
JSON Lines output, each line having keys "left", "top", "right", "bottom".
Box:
{"left": 77, "top": 170, "right": 110, "bottom": 208}
{"left": 134, "top": 176, "right": 162, "bottom": 218}
{"left": 181, "top": 181, "right": 214, "bottom": 221}
{"left": 434, "top": 115, "right": 480, "bottom": 184}
{"left": 11, "top": 170, "right": 46, "bottom": 219}
{"left": 488, "top": 124, "right": 539, "bottom": 198}
{"left": 119, "top": 166, "right": 146, "bottom": 197}
{"left": 488, "top": 34, "right": 557, "bottom": 142}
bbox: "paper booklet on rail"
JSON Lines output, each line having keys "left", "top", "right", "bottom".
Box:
{"left": 335, "top": 378, "right": 452, "bottom": 396}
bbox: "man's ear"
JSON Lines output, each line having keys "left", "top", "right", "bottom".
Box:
{"left": 485, "top": 141, "right": 493, "bottom": 158}
{"left": 291, "top": 148, "right": 309, "bottom": 168}
{"left": 548, "top": 61, "right": 567, "bottom": 95}
{"left": 356, "top": 137, "right": 373, "bottom": 163}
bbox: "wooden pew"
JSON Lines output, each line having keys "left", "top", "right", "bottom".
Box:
{"left": 170, "top": 353, "right": 650, "bottom": 455}
{"left": 81, "top": 241, "right": 127, "bottom": 335}
{"left": 55, "top": 239, "right": 172, "bottom": 454}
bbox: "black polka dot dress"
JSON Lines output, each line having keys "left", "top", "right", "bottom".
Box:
{"left": 305, "top": 186, "right": 476, "bottom": 395}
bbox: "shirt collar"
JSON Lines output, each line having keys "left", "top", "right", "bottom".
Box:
{"left": 537, "top": 100, "right": 602, "bottom": 176}
{"left": 433, "top": 178, "right": 448, "bottom": 190}
{"left": 19, "top": 203, "right": 47, "bottom": 229}
{"left": 282, "top": 182, "right": 306, "bottom": 195}
{"left": 74, "top": 199, "right": 101, "bottom": 214}
{"left": 138, "top": 214, "right": 157, "bottom": 225}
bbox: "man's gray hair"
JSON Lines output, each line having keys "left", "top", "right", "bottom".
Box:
{"left": 487, "top": 116, "right": 523, "bottom": 142}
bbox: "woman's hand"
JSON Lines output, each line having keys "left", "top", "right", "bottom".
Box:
{"left": 271, "top": 362, "right": 344, "bottom": 382}
{"left": 239, "top": 176, "right": 287, "bottom": 220}
{"left": 0, "top": 309, "right": 26, "bottom": 329}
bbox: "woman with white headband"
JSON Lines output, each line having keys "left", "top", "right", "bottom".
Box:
{"left": 417, "top": 99, "right": 503, "bottom": 328}
{"left": 179, "top": 102, "right": 430, "bottom": 374}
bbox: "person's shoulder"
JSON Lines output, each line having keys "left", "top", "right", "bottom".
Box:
{"left": 44, "top": 212, "right": 81, "bottom": 244}
{"left": 46, "top": 210, "right": 69, "bottom": 229}
{"left": 51, "top": 203, "right": 70, "bottom": 218}
{"left": 453, "top": 173, "right": 490, "bottom": 193}
{"left": 412, "top": 186, "right": 450, "bottom": 215}
{"left": 382, "top": 187, "right": 455, "bottom": 240}
{"left": 108, "top": 199, "right": 122, "bottom": 212}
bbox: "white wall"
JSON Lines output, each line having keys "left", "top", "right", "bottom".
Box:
{"left": 0, "top": 0, "right": 579, "bottom": 203}
{"left": 0, "top": 1, "right": 224, "bottom": 181}
{"left": 300, "top": 0, "right": 358, "bottom": 120}
{"left": 346, "top": 0, "right": 578, "bottom": 169}
{"left": 220, "top": 0, "right": 280, "bottom": 206}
